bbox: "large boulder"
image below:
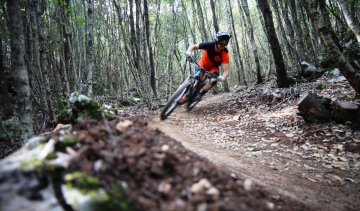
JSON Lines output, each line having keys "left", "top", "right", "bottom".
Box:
{"left": 297, "top": 92, "right": 360, "bottom": 128}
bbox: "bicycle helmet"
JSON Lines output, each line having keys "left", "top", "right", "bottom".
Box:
{"left": 215, "top": 31, "right": 231, "bottom": 43}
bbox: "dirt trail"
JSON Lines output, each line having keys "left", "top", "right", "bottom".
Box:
{"left": 150, "top": 93, "right": 360, "bottom": 211}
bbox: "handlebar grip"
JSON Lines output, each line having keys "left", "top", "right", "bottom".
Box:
{"left": 186, "top": 55, "right": 195, "bottom": 62}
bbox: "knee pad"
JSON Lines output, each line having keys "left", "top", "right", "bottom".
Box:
{"left": 210, "top": 78, "right": 218, "bottom": 85}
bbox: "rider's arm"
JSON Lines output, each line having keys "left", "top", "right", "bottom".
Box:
{"left": 222, "top": 63, "right": 230, "bottom": 79}
{"left": 221, "top": 51, "right": 230, "bottom": 80}
{"left": 186, "top": 44, "right": 199, "bottom": 54}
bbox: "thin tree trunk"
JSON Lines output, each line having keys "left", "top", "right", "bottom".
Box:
{"left": 289, "top": 0, "right": 306, "bottom": 60}
{"left": 62, "top": 0, "right": 75, "bottom": 92}
{"left": 256, "top": 0, "right": 290, "bottom": 88}
{"left": 337, "top": 0, "right": 360, "bottom": 44}
{"left": 270, "top": 0, "right": 294, "bottom": 67}
{"left": 7, "top": 0, "right": 34, "bottom": 141}
{"left": 56, "top": 2, "right": 70, "bottom": 96}
{"left": 237, "top": 0, "right": 251, "bottom": 81}
{"left": 29, "top": 0, "right": 50, "bottom": 124}
{"left": 227, "top": 0, "right": 245, "bottom": 85}
{"left": 209, "top": 0, "right": 219, "bottom": 32}
{"left": 194, "top": 0, "right": 208, "bottom": 40}
{"left": 299, "top": 0, "right": 319, "bottom": 64}
{"left": 37, "top": 0, "right": 54, "bottom": 121}
{"left": 85, "top": 0, "right": 94, "bottom": 96}
{"left": 0, "top": 30, "right": 11, "bottom": 118}
{"left": 319, "top": 0, "right": 342, "bottom": 51}
{"left": 144, "top": 0, "right": 157, "bottom": 98}
{"left": 166, "top": 2, "right": 179, "bottom": 98}
{"left": 302, "top": 0, "right": 360, "bottom": 94}
{"left": 240, "top": 0, "right": 262, "bottom": 84}
{"left": 181, "top": 0, "right": 196, "bottom": 44}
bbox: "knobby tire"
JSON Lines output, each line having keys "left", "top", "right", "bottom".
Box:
{"left": 160, "top": 80, "right": 191, "bottom": 120}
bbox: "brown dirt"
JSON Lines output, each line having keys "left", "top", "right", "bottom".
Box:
{"left": 150, "top": 77, "right": 360, "bottom": 211}
{"left": 67, "top": 118, "right": 308, "bottom": 211}
{"left": 10, "top": 74, "right": 357, "bottom": 211}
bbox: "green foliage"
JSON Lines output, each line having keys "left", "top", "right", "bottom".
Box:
{"left": 62, "top": 134, "right": 79, "bottom": 146}
{"left": 65, "top": 172, "right": 132, "bottom": 210}
{"left": 46, "top": 152, "right": 58, "bottom": 160}
{"left": 93, "top": 184, "right": 133, "bottom": 211}
{"left": 76, "top": 16, "right": 86, "bottom": 27}
{"left": 20, "top": 159, "right": 44, "bottom": 171}
{"left": 65, "top": 172, "right": 102, "bottom": 192}
{"left": 56, "top": 108, "right": 73, "bottom": 123}
{"left": 56, "top": 93, "right": 123, "bottom": 123}
{"left": 316, "top": 83, "right": 326, "bottom": 90}
{"left": 68, "top": 92, "right": 102, "bottom": 122}
{"left": 100, "top": 105, "right": 118, "bottom": 120}
{"left": 0, "top": 117, "right": 20, "bottom": 141}
{"left": 55, "top": 134, "right": 79, "bottom": 151}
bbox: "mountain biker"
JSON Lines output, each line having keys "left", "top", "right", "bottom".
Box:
{"left": 183, "top": 31, "right": 231, "bottom": 103}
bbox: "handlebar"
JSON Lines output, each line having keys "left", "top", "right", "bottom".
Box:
{"left": 186, "top": 55, "right": 218, "bottom": 79}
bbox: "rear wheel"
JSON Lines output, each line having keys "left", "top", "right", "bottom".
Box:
{"left": 187, "top": 96, "right": 200, "bottom": 110}
{"left": 160, "top": 80, "right": 191, "bottom": 120}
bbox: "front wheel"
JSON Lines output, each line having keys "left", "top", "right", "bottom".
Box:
{"left": 160, "top": 80, "right": 191, "bottom": 120}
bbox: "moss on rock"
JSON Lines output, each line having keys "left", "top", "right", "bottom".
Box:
{"left": 63, "top": 172, "right": 132, "bottom": 211}
{"left": 20, "top": 159, "right": 44, "bottom": 172}
{"left": 65, "top": 172, "right": 102, "bottom": 192}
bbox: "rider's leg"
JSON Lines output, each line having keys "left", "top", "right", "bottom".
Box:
{"left": 196, "top": 68, "right": 219, "bottom": 100}
{"left": 197, "top": 81, "right": 216, "bottom": 99}
{"left": 181, "top": 69, "right": 204, "bottom": 104}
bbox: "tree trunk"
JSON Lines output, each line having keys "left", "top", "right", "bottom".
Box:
{"left": 289, "top": 0, "right": 306, "bottom": 61}
{"left": 240, "top": 0, "right": 262, "bottom": 84}
{"left": 194, "top": 0, "right": 209, "bottom": 40}
{"left": 85, "top": 0, "right": 94, "bottom": 96}
{"left": 0, "top": 30, "right": 11, "bottom": 118}
{"left": 256, "top": 0, "right": 290, "bottom": 88}
{"left": 62, "top": 0, "right": 75, "bottom": 92}
{"left": 302, "top": 0, "right": 360, "bottom": 94}
{"left": 270, "top": 0, "right": 295, "bottom": 68}
{"left": 144, "top": 0, "right": 157, "bottom": 98}
{"left": 56, "top": 2, "right": 70, "bottom": 97}
{"left": 39, "top": 0, "right": 54, "bottom": 121}
{"left": 299, "top": 0, "right": 319, "bottom": 64}
{"left": 336, "top": 0, "right": 360, "bottom": 44}
{"left": 227, "top": 0, "right": 245, "bottom": 85}
{"left": 30, "top": 0, "right": 50, "bottom": 123}
{"left": 209, "top": 0, "right": 219, "bottom": 33}
{"left": 129, "top": 0, "right": 139, "bottom": 70}
{"left": 6, "top": 0, "right": 34, "bottom": 141}
{"left": 319, "top": 0, "right": 342, "bottom": 51}
{"left": 166, "top": 2, "right": 179, "bottom": 98}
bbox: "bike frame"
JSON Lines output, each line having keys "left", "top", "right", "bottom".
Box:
{"left": 160, "top": 56, "right": 218, "bottom": 120}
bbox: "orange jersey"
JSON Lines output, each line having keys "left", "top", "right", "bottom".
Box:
{"left": 198, "top": 41, "right": 230, "bottom": 73}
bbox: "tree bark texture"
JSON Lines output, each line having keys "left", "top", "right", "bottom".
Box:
{"left": 302, "top": 0, "right": 360, "bottom": 94}
{"left": 144, "top": 0, "right": 158, "bottom": 98}
{"left": 38, "top": 0, "right": 54, "bottom": 121}
{"left": 0, "top": 30, "right": 11, "bottom": 118}
{"left": 6, "top": 0, "right": 34, "bottom": 141}
{"left": 85, "top": 0, "right": 94, "bottom": 96}
{"left": 289, "top": 0, "right": 306, "bottom": 61}
{"left": 210, "top": 0, "right": 219, "bottom": 33}
{"left": 194, "top": 0, "right": 209, "bottom": 40}
{"left": 226, "top": 0, "right": 245, "bottom": 85}
{"left": 256, "top": 0, "right": 289, "bottom": 87}
{"left": 337, "top": 0, "right": 360, "bottom": 44}
{"left": 240, "top": 0, "right": 262, "bottom": 84}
